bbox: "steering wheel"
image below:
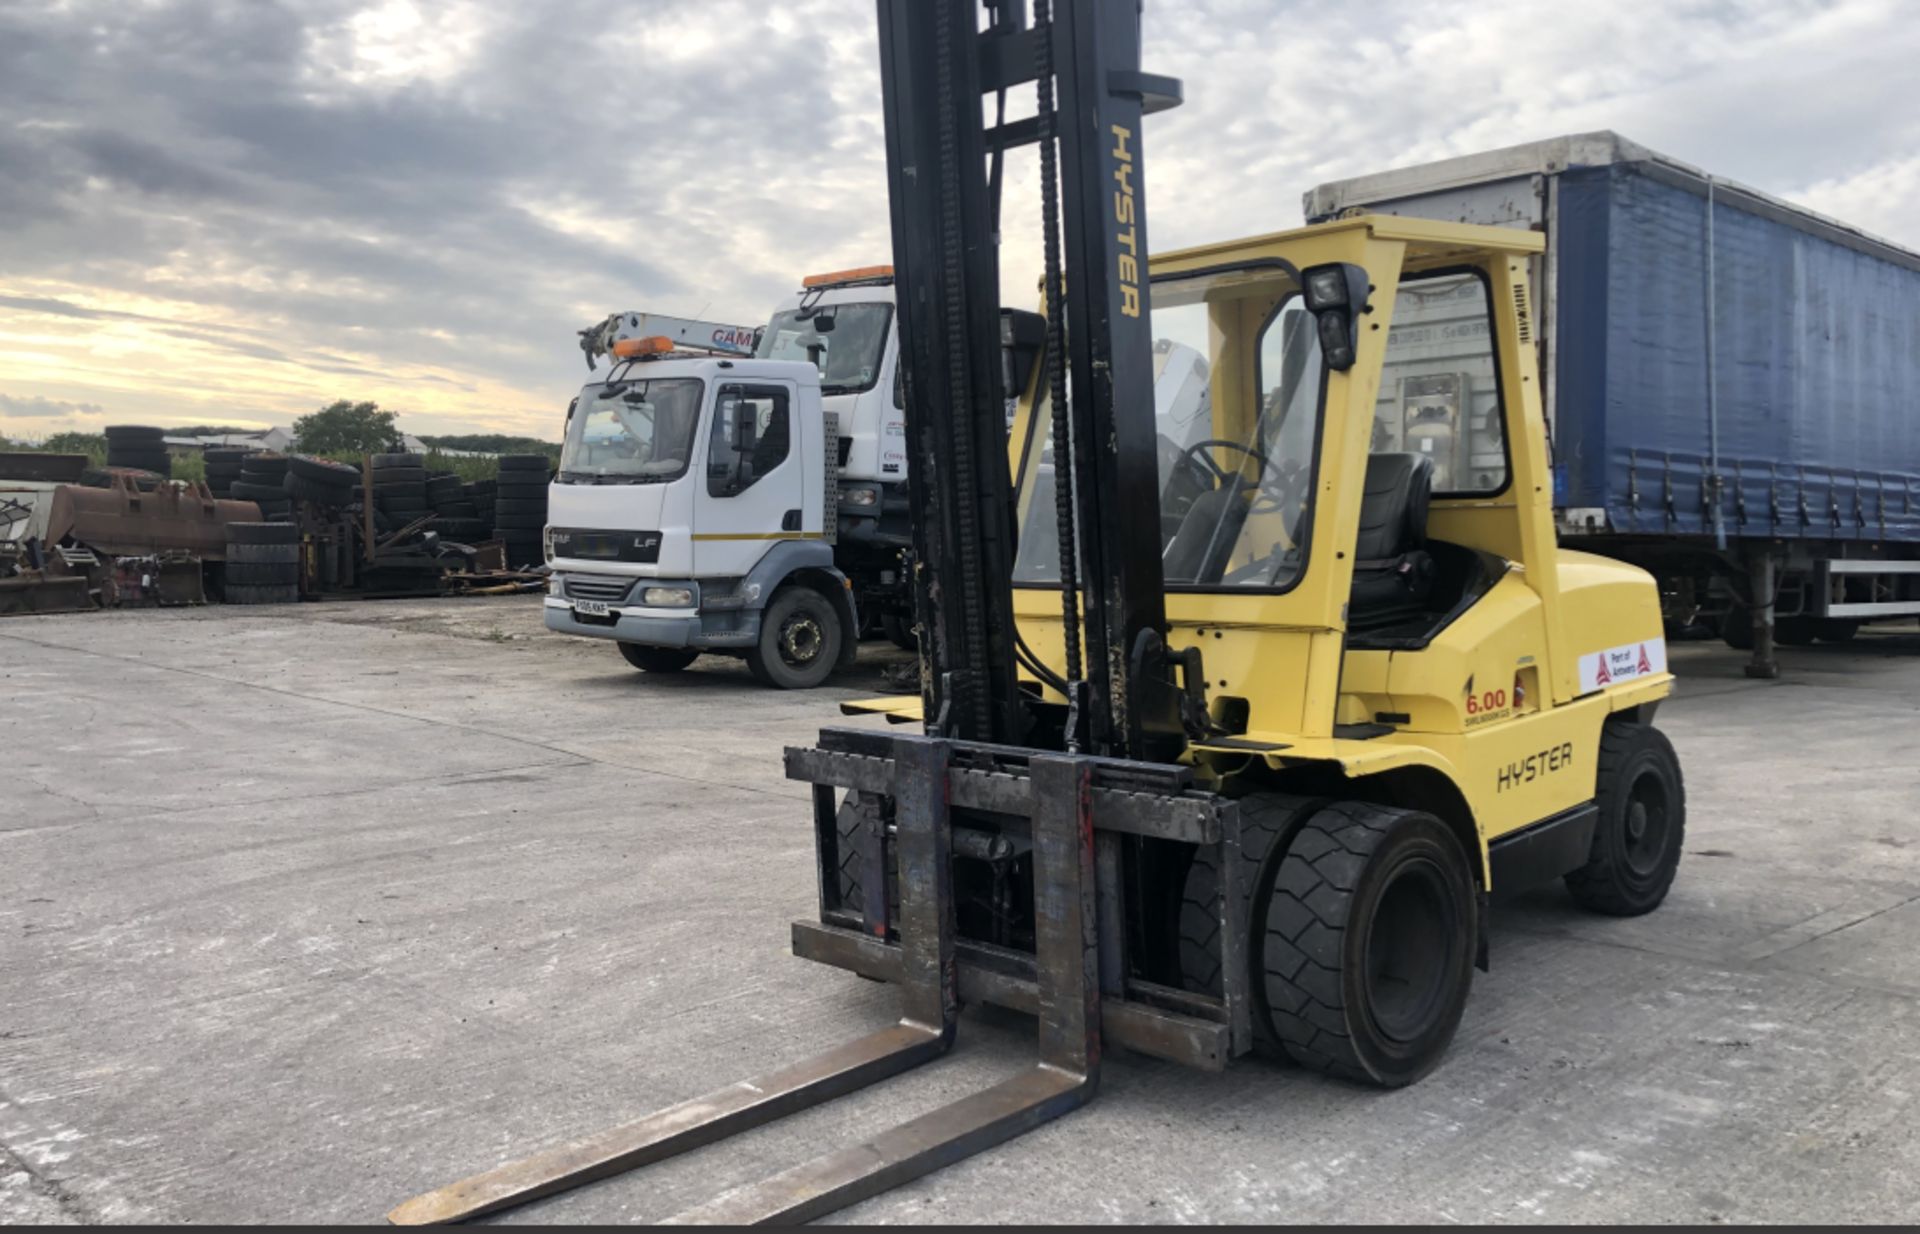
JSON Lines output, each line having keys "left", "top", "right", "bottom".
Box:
{"left": 1179, "top": 438, "right": 1269, "bottom": 490}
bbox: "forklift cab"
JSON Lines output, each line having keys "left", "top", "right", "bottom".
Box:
{"left": 1011, "top": 216, "right": 1666, "bottom": 840}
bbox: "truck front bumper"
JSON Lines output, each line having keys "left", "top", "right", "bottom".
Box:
{"left": 543, "top": 595, "right": 759, "bottom": 649}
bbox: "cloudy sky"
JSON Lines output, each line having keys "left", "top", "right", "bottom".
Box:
{"left": 2, "top": 0, "right": 1915, "bottom": 443}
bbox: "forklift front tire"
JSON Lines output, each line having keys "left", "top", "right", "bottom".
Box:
{"left": 1564, "top": 720, "right": 1685, "bottom": 916}
{"left": 747, "top": 586, "right": 843, "bottom": 689}
{"left": 1260, "top": 802, "right": 1476, "bottom": 1088}
{"left": 618, "top": 643, "right": 700, "bottom": 674}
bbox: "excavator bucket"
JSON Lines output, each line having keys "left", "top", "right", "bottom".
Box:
{"left": 388, "top": 735, "right": 1133, "bottom": 1226}
{"left": 44, "top": 474, "right": 262, "bottom": 559}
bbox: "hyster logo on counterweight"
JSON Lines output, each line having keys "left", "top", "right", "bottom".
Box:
{"left": 1110, "top": 124, "right": 1140, "bottom": 318}
{"left": 1498, "top": 742, "right": 1573, "bottom": 793}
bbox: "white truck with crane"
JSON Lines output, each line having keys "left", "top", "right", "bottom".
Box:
{"left": 545, "top": 273, "right": 1042, "bottom": 686}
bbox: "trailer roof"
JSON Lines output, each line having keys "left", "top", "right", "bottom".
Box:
{"left": 1303, "top": 131, "right": 1920, "bottom": 275}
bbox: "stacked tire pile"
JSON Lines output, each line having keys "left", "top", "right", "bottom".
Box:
{"left": 204, "top": 448, "right": 252, "bottom": 498}
{"left": 230, "top": 454, "right": 292, "bottom": 521}
{"left": 224, "top": 522, "right": 300, "bottom": 605}
{"left": 470, "top": 478, "right": 496, "bottom": 530}
{"left": 104, "top": 425, "right": 172, "bottom": 477}
{"left": 286, "top": 455, "right": 361, "bottom": 509}
{"left": 370, "top": 452, "right": 428, "bottom": 528}
{"left": 427, "top": 471, "right": 489, "bottom": 542}
{"left": 492, "top": 455, "right": 551, "bottom": 568}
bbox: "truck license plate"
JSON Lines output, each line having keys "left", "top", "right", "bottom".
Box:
{"left": 573, "top": 600, "right": 612, "bottom": 617}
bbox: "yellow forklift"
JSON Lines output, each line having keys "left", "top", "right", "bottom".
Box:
{"left": 392, "top": 0, "right": 1683, "bottom": 1223}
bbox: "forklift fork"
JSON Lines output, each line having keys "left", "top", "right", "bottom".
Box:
{"left": 387, "top": 738, "right": 1102, "bottom": 1225}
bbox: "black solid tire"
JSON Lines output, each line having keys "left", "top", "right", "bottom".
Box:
{"left": 288, "top": 456, "right": 359, "bottom": 486}
{"left": 1261, "top": 802, "right": 1477, "bottom": 1087}
{"left": 746, "top": 587, "right": 843, "bottom": 689}
{"left": 378, "top": 494, "right": 428, "bottom": 512}
{"left": 495, "top": 501, "right": 547, "bottom": 519}
{"left": 372, "top": 453, "right": 422, "bottom": 470}
{"left": 229, "top": 481, "right": 287, "bottom": 502}
{"left": 226, "top": 521, "right": 298, "bottom": 545}
{"left": 286, "top": 475, "right": 353, "bottom": 507}
{"left": 105, "top": 424, "right": 165, "bottom": 439}
{"left": 832, "top": 791, "right": 899, "bottom": 923}
{"left": 226, "top": 562, "right": 299, "bottom": 586}
{"left": 226, "top": 583, "right": 300, "bottom": 605}
{"left": 373, "top": 470, "right": 428, "bottom": 488}
{"left": 1565, "top": 721, "right": 1686, "bottom": 916}
{"left": 226, "top": 543, "right": 301, "bottom": 564}
{"left": 498, "top": 454, "right": 550, "bottom": 473}
{"left": 1178, "top": 792, "right": 1318, "bottom": 1006}
{"left": 495, "top": 481, "right": 549, "bottom": 498}
{"left": 617, "top": 642, "right": 699, "bottom": 673}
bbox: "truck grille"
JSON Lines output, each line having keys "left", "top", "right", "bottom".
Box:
{"left": 564, "top": 575, "right": 634, "bottom": 603}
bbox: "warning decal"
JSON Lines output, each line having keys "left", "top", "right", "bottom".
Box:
{"left": 1579, "top": 638, "right": 1668, "bottom": 693}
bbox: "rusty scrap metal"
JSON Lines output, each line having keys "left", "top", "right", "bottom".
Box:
{"left": 45, "top": 474, "right": 260, "bottom": 559}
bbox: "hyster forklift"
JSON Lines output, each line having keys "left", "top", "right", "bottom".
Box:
{"left": 392, "top": 0, "right": 1685, "bottom": 1223}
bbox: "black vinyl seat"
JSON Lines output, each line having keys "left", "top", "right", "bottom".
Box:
{"left": 1349, "top": 452, "right": 1435, "bottom": 626}
{"left": 1162, "top": 482, "right": 1252, "bottom": 584}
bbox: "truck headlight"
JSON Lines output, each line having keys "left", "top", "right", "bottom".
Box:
{"left": 548, "top": 575, "right": 563, "bottom": 596}
{"left": 641, "top": 586, "right": 695, "bottom": 607}
{"left": 841, "top": 485, "right": 879, "bottom": 507}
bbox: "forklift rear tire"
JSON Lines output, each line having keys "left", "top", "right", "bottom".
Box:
{"left": 1817, "top": 618, "right": 1860, "bottom": 643}
{"left": 747, "top": 587, "right": 842, "bottom": 689}
{"left": 617, "top": 643, "right": 699, "bottom": 673}
{"left": 1775, "top": 615, "right": 1817, "bottom": 646}
{"left": 1259, "top": 802, "right": 1476, "bottom": 1087}
{"left": 1564, "top": 720, "right": 1685, "bottom": 917}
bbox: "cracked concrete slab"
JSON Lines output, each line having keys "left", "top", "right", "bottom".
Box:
{"left": 2, "top": 602, "right": 1918, "bottom": 1223}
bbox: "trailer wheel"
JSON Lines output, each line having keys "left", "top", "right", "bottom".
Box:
{"left": 1817, "top": 618, "right": 1861, "bottom": 642}
{"left": 1565, "top": 720, "right": 1685, "bottom": 916}
{"left": 880, "top": 612, "right": 918, "bottom": 652}
{"left": 1720, "top": 604, "right": 1754, "bottom": 650}
{"left": 1259, "top": 802, "right": 1476, "bottom": 1087}
{"left": 1775, "top": 615, "right": 1817, "bottom": 646}
{"left": 617, "top": 643, "right": 699, "bottom": 673}
{"left": 747, "top": 587, "right": 842, "bottom": 689}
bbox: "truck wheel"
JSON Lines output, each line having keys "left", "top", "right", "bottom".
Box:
{"left": 617, "top": 643, "right": 699, "bottom": 673}
{"left": 747, "top": 587, "right": 842, "bottom": 689}
{"left": 1259, "top": 802, "right": 1476, "bottom": 1087}
{"left": 1565, "top": 720, "right": 1685, "bottom": 916}
{"left": 881, "top": 612, "right": 918, "bottom": 652}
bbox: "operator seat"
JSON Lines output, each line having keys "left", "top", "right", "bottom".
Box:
{"left": 1162, "top": 481, "right": 1252, "bottom": 584}
{"left": 1348, "top": 452, "right": 1435, "bottom": 626}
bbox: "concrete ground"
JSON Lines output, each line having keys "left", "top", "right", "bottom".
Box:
{"left": 2, "top": 598, "right": 1918, "bottom": 1224}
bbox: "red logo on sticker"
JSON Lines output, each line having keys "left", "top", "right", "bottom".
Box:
{"left": 1594, "top": 656, "right": 1612, "bottom": 686}
{"left": 1637, "top": 644, "right": 1652, "bottom": 674}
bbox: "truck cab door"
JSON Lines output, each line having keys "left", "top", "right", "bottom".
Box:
{"left": 693, "top": 381, "right": 806, "bottom": 577}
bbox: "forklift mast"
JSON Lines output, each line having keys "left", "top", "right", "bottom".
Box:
{"left": 880, "top": 0, "right": 1188, "bottom": 761}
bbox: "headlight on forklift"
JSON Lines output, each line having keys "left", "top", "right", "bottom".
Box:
{"left": 1302, "top": 261, "right": 1370, "bottom": 372}
{"left": 841, "top": 485, "right": 879, "bottom": 507}
{"left": 641, "top": 586, "right": 695, "bottom": 607}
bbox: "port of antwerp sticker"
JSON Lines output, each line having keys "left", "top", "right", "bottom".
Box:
{"left": 1579, "top": 638, "right": 1667, "bottom": 693}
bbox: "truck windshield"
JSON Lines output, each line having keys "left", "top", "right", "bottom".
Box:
{"left": 558, "top": 377, "right": 705, "bottom": 484}
{"left": 1013, "top": 265, "right": 1325, "bottom": 591}
{"left": 756, "top": 302, "right": 893, "bottom": 395}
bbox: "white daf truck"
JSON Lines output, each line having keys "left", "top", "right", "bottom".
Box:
{"left": 544, "top": 268, "right": 961, "bottom": 686}
{"left": 543, "top": 267, "right": 1199, "bottom": 688}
